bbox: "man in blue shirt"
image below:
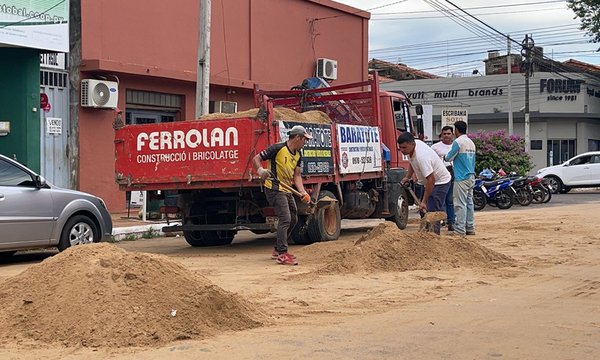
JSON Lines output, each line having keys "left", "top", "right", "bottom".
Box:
{"left": 444, "top": 121, "right": 476, "bottom": 236}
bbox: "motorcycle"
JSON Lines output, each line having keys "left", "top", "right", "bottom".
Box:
{"left": 473, "top": 169, "right": 515, "bottom": 211}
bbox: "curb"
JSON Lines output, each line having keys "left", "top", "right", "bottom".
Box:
{"left": 111, "top": 222, "right": 181, "bottom": 241}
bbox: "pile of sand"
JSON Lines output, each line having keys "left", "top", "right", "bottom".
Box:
{"left": 306, "top": 222, "right": 514, "bottom": 274}
{"left": 198, "top": 107, "right": 332, "bottom": 124}
{"left": 0, "top": 243, "right": 265, "bottom": 348}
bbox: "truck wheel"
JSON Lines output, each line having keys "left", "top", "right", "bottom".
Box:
{"left": 183, "top": 230, "right": 235, "bottom": 246}
{"left": 58, "top": 215, "right": 99, "bottom": 252}
{"left": 387, "top": 185, "right": 408, "bottom": 230}
{"left": 307, "top": 190, "right": 341, "bottom": 242}
{"left": 291, "top": 215, "right": 313, "bottom": 245}
{"left": 183, "top": 219, "right": 236, "bottom": 246}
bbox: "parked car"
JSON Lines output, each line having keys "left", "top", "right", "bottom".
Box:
{"left": 537, "top": 151, "right": 600, "bottom": 194}
{"left": 0, "top": 154, "right": 112, "bottom": 255}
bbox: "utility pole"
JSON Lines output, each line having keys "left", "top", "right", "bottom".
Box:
{"left": 521, "top": 34, "right": 535, "bottom": 151}
{"left": 507, "top": 35, "right": 514, "bottom": 136}
{"left": 196, "top": 0, "right": 211, "bottom": 118}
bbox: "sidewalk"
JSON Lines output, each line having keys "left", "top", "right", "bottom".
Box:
{"left": 110, "top": 212, "right": 181, "bottom": 240}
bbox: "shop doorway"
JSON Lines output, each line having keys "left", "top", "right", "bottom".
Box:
{"left": 40, "top": 70, "right": 70, "bottom": 188}
{"left": 547, "top": 139, "right": 576, "bottom": 166}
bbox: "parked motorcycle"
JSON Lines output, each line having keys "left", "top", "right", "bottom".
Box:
{"left": 473, "top": 170, "right": 514, "bottom": 211}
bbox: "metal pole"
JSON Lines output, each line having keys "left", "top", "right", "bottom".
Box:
{"left": 196, "top": 0, "right": 211, "bottom": 118}
{"left": 522, "top": 34, "right": 534, "bottom": 152}
{"left": 507, "top": 35, "right": 514, "bottom": 136}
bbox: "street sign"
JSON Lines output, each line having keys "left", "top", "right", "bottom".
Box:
{"left": 40, "top": 93, "right": 48, "bottom": 108}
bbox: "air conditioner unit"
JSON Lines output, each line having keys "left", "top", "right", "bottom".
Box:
{"left": 316, "top": 58, "right": 338, "bottom": 80}
{"left": 216, "top": 100, "right": 238, "bottom": 114}
{"left": 81, "top": 79, "right": 118, "bottom": 109}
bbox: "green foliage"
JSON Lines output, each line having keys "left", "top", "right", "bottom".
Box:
{"left": 468, "top": 130, "right": 535, "bottom": 176}
{"left": 141, "top": 227, "right": 159, "bottom": 239}
{"left": 567, "top": 0, "right": 600, "bottom": 42}
{"left": 106, "top": 234, "right": 137, "bottom": 243}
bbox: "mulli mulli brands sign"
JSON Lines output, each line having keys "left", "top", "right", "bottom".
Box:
{"left": 406, "top": 87, "right": 503, "bottom": 100}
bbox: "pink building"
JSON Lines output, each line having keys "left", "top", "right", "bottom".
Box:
{"left": 77, "top": 0, "right": 370, "bottom": 211}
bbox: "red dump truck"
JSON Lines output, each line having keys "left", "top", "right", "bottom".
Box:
{"left": 114, "top": 77, "right": 416, "bottom": 246}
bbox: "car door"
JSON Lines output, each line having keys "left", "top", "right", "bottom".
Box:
{"left": 590, "top": 155, "right": 600, "bottom": 186}
{"left": 562, "top": 155, "right": 592, "bottom": 186}
{"left": 0, "top": 158, "right": 55, "bottom": 248}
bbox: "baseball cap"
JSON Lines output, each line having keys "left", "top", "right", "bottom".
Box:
{"left": 288, "top": 125, "right": 313, "bottom": 139}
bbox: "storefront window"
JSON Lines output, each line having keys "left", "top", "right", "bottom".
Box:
{"left": 589, "top": 139, "right": 600, "bottom": 152}
{"left": 547, "top": 139, "right": 576, "bottom": 166}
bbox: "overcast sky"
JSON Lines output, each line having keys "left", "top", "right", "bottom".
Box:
{"left": 334, "top": 0, "right": 594, "bottom": 76}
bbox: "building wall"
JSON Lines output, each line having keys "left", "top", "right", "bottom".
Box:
{"left": 0, "top": 48, "right": 41, "bottom": 172}
{"left": 79, "top": 0, "right": 369, "bottom": 211}
{"left": 380, "top": 72, "right": 600, "bottom": 174}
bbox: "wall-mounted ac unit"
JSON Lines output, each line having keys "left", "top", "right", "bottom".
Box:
{"left": 216, "top": 100, "right": 238, "bottom": 114}
{"left": 81, "top": 79, "right": 119, "bottom": 109}
{"left": 317, "top": 58, "right": 338, "bottom": 80}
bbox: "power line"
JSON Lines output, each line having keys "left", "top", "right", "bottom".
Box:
{"left": 371, "top": 0, "right": 566, "bottom": 15}
{"left": 372, "top": 7, "right": 565, "bottom": 21}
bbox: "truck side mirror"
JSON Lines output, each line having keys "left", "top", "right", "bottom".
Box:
{"left": 415, "top": 104, "right": 423, "bottom": 116}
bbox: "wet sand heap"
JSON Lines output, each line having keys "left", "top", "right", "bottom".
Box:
{"left": 198, "top": 107, "right": 332, "bottom": 124}
{"left": 314, "top": 222, "right": 514, "bottom": 274}
{"left": 0, "top": 243, "right": 265, "bottom": 348}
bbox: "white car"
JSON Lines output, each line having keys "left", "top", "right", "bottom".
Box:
{"left": 537, "top": 151, "right": 600, "bottom": 194}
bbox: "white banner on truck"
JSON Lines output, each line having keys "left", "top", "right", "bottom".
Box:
{"left": 336, "top": 124, "right": 382, "bottom": 174}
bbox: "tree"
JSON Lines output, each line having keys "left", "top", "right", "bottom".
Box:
{"left": 467, "top": 130, "right": 535, "bottom": 176}
{"left": 567, "top": 0, "right": 600, "bottom": 42}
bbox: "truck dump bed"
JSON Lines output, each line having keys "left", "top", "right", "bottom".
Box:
{"left": 115, "top": 78, "right": 385, "bottom": 191}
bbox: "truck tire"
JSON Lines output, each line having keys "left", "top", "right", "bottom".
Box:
{"left": 307, "top": 190, "right": 341, "bottom": 242}
{"left": 386, "top": 184, "right": 408, "bottom": 230}
{"left": 291, "top": 215, "right": 313, "bottom": 245}
{"left": 183, "top": 230, "right": 235, "bottom": 246}
{"left": 183, "top": 218, "right": 235, "bottom": 246}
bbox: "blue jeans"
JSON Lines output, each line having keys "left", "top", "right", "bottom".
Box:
{"left": 445, "top": 181, "right": 455, "bottom": 224}
{"left": 421, "top": 182, "right": 451, "bottom": 235}
{"left": 453, "top": 176, "right": 475, "bottom": 235}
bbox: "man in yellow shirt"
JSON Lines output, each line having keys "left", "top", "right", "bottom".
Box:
{"left": 252, "top": 125, "right": 312, "bottom": 265}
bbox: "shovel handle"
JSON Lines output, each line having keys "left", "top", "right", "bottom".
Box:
{"left": 402, "top": 183, "right": 421, "bottom": 205}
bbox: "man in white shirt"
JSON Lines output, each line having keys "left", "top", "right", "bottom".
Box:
{"left": 398, "top": 131, "right": 451, "bottom": 235}
{"left": 431, "top": 126, "right": 455, "bottom": 232}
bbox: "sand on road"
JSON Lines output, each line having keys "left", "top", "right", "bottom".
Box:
{"left": 1, "top": 202, "right": 599, "bottom": 359}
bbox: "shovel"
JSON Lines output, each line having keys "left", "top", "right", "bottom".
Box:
{"left": 271, "top": 179, "right": 337, "bottom": 212}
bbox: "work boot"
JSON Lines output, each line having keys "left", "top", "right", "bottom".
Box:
{"left": 466, "top": 229, "right": 476, "bottom": 236}
{"left": 447, "top": 222, "right": 455, "bottom": 232}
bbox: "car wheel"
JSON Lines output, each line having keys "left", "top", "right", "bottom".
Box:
{"left": 58, "top": 215, "right": 99, "bottom": 252}
{"left": 545, "top": 176, "right": 562, "bottom": 194}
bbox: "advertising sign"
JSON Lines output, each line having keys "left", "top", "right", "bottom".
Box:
{"left": 278, "top": 121, "right": 334, "bottom": 175}
{"left": 441, "top": 108, "right": 468, "bottom": 128}
{"left": 336, "top": 124, "right": 382, "bottom": 174}
{"left": 45, "top": 117, "right": 61, "bottom": 134}
{"left": 0, "top": 0, "right": 69, "bottom": 52}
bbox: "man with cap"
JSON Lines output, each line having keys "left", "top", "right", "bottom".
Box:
{"left": 252, "top": 125, "right": 312, "bottom": 265}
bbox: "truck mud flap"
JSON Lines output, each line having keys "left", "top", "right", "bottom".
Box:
{"left": 163, "top": 223, "right": 275, "bottom": 232}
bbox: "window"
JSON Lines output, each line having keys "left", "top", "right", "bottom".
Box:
{"left": 589, "top": 139, "right": 600, "bottom": 151}
{"left": 591, "top": 155, "right": 600, "bottom": 164}
{"left": 0, "top": 160, "right": 35, "bottom": 187}
{"left": 547, "top": 139, "right": 576, "bottom": 166}
{"left": 570, "top": 156, "right": 592, "bottom": 166}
